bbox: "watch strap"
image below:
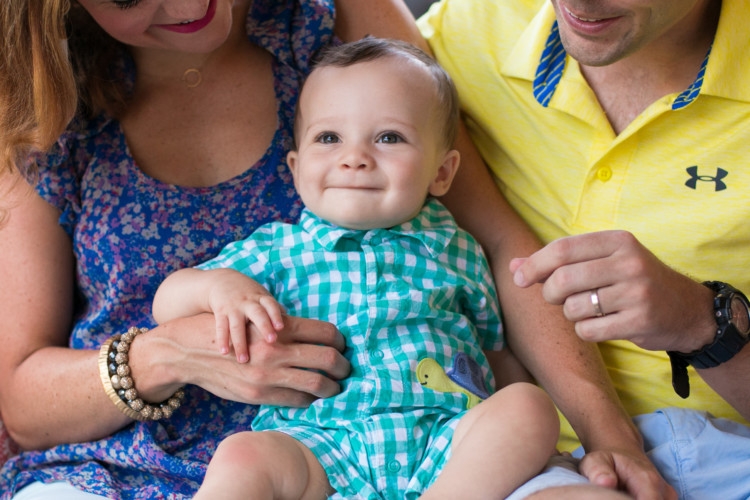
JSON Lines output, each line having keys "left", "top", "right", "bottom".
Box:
{"left": 668, "top": 352, "right": 691, "bottom": 399}
{"left": 680, "top": 323, "right": 749, "bottom": 369}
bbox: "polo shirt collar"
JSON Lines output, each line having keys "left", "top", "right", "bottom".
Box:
{"left": 299, "top": 199, "right": 456, "bottom": 257}
{"left": 700, "top": 0, "right": 750, "bottom": 102}
{"left": 502, "top": 0, "right": 750, "bottom": 108}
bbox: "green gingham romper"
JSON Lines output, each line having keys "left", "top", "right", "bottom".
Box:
{"left": 198, "top": 199, "right": 504, "bottom": 499}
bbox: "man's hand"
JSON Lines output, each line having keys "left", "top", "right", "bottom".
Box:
{"left": 510, "top": 230, "right": 715, "bottom": 353}
{"left": 580, "top": 449, "right": 676, "bottom": 500}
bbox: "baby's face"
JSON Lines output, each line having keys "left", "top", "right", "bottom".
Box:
{"left": 287, "top": 57, "right": 455, "bottom": 230}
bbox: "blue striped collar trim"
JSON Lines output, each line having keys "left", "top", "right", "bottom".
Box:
{"left": 672, "top": 46, "right": 711, "bottom": 110}
{"left": 533, "top": 22, "right": 711, "bottom": 110}
{"left": 532, "top": 21, "right": 567, "bottom": 107}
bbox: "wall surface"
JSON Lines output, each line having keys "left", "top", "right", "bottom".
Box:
{"left": 406, "top": 0, "right": 436, "bottom": 18}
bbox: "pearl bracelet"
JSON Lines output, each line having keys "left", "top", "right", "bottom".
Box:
{"left": 98, "top": 327, "right": 185, "bottom": 421}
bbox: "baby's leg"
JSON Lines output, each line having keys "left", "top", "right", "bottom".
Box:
{"left": 194, "top": 430, "right": 332, "bottom": 500}
{"left": 421, "top": 382, "right": 559, "bottom": 499}
{"left": 526, "top": 484, "right": 633, "bottom": 499}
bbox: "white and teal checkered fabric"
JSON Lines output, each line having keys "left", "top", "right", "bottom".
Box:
{"left": 198, "top": 199, "right": 504, "bottom": 498}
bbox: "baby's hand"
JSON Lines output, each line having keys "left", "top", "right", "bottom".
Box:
{"left": 207, "top": 271, "right": 284, "bottom": 363}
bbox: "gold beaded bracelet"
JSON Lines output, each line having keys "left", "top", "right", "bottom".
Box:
{"left": 98, "top": 327, "right": 185, "bottom": 421}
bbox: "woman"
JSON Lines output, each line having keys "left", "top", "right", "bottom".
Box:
{"left": 0, "top": 0, "right": 424, "bottom": 497}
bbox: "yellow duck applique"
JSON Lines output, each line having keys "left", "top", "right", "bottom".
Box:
{"left": 416, "top": 353, "right": 490, "bottom": 410}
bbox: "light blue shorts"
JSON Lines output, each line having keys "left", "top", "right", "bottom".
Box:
{"left": 507, "top": 407, "right": 750, "bottom": 500}
{"left": 633, "top": 407, "right": 750, "bottom": 499}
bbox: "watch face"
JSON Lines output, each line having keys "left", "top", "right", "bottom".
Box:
{"left": 729, "top": 294, "right": 750, "bottom": 338}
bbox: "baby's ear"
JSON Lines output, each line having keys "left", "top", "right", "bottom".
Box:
{"left": 287, "top": 150, "right": 300, "bottom": 188}
{"left": 428, "top": 149, "right": 460, "bottom": 197}
{"left": 286, "top": 150, "right": 298, "bottom": 175}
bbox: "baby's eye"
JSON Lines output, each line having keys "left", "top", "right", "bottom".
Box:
{"left": 377, "top": 133, "right": 404, "bottom": 144}
{"left": 316, "top": 133, "right": 340, "bottom": 144}
{"left": 112, "top": 0, "right": 142, "bottom": 9}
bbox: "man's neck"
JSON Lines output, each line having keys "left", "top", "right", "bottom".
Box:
{"left": 580, "top": 0, "right": 721, "bottom": 134}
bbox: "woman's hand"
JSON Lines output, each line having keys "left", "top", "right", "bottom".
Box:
{"left": 510, "top": 230, "right": 716, "bottom": 353}
{"left": 131, "top": 313, "right": 350, "bottom": 408}
{"left": 153, "top": 268, "right": 287, "bottom": 363}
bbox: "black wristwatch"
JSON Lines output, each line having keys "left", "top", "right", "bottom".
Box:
{"left": 668, "top": 281, "right": 750, "bottom": 398}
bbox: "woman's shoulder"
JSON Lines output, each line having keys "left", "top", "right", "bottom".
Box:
{"left": 34, "top": 112, "right": 122, "bottom": 176}
{"left": 30, "top": 111, "right": 126, "bottom": 220}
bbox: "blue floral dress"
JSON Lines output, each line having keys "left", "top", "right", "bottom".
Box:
{"left": 0, "top": 1, "right": 333, "bottom": 498}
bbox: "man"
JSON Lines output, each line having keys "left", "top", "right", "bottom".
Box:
{"left": 420, "top": 0, "right": 750, "bottom": 498}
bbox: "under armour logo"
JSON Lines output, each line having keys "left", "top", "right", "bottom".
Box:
{"left": 685, "top": 166, "right": 727, "bottom": 191}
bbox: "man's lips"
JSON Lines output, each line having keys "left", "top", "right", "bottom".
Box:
{"left": 560, "top": 5, "right": 621, "bottom": 34}
{"left": 565, "top": 6, "right": 606, "bottom": 22}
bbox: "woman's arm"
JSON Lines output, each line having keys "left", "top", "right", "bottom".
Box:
{"left": 0, "top": 176, "right": 349, "bottom": 450}
{"left": 0, "top": 177, "right": 129, "bottom": 449}
{"left": 440, "top": 126, "right": 670, "bottom": 497}
{"left": 154, "top": 267, "right": 287, "bottom": 362}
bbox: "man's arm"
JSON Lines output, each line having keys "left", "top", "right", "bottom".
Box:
{"left": 441, "top": 125, "right": 672, "bottom": 497}
{"left": 512, "top": 230, "right": 750, "bottom": 420}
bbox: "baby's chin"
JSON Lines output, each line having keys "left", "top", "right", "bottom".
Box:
{"left": 328, "top": 219, "right": 387, "bottom": 231}
{"left": 315, "top": 203, "right": 422, "bottom": 230}
{"left": 325, "top": 215, "right": 406, "bottom": 231}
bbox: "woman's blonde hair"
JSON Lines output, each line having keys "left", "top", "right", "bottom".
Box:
{"left": 0, "top": 0, "right": 127, "bottom": 180}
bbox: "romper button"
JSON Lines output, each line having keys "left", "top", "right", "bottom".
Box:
{"left": 387, "top": 460, "right": 401, "bottom": 472}
{"left": 370, "top": 350, "right": 385, "bottom": 360}
{"left": 596, "top": 167, "right": 613, "bottom": 182}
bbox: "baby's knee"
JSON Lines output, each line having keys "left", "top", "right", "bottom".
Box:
{"left": 211, "top": 430, "right": 281, "bottom": 470}
{"left": 492, "top": 382, "right": 558, "bottom": 428}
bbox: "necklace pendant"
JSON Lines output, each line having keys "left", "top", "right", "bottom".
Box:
{"left": 181, "top": 68, "right": 202, "bottom": 88}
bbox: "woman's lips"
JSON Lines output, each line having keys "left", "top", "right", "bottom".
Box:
{"left": 155, "top": 0, "right": 217, "bottom": 34}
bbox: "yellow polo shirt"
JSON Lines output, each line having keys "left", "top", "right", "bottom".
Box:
{"left": 420, "top": 0, "right": 750, "bottom": 449}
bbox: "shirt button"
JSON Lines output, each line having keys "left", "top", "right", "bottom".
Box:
{"left": 370, "top": 350, "right": 385, "bottom": 360}
{"left": 596, "top": 167, "right": 613, "bottom": 182}
{"left": 387, "top": 460, "right": 401, "bottom": 472}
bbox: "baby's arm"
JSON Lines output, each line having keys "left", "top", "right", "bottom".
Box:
{"left": 153, "top": 268, "right": 284, "bottom": 362}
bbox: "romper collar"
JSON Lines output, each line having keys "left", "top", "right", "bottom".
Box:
{"left": 299, "top": 198, "right": 457, "bottom": 258}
